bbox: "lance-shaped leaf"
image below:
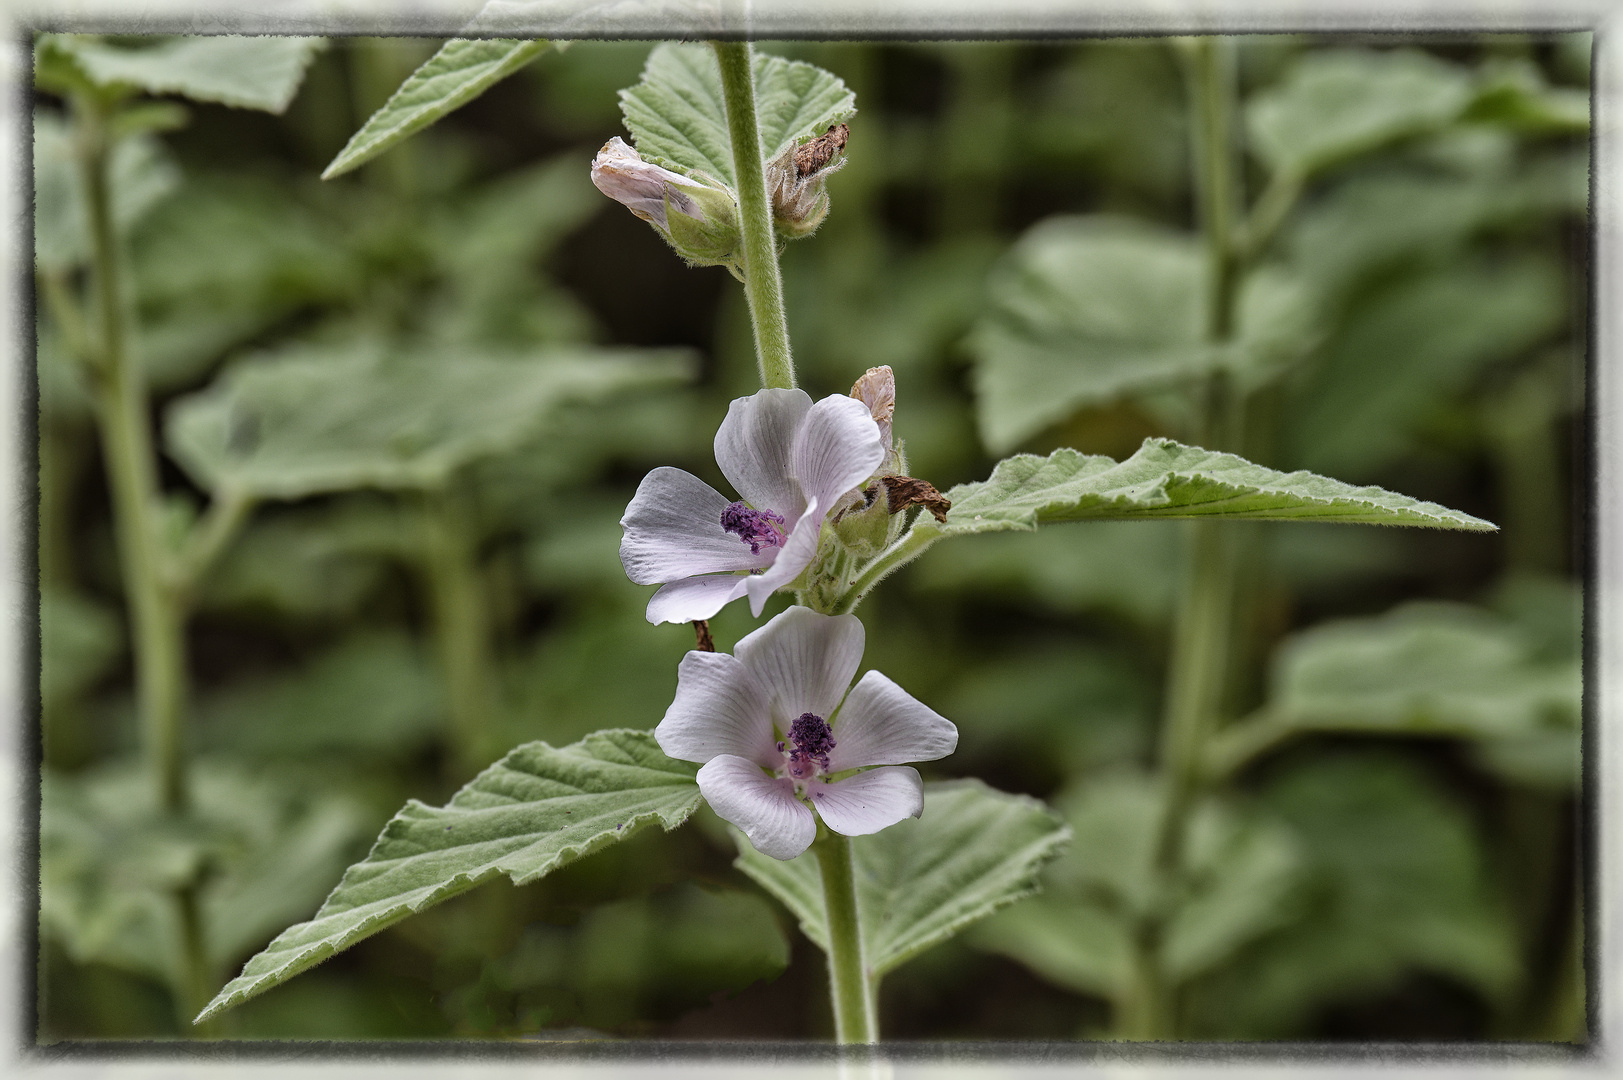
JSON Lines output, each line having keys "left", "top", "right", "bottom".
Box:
{"left": 968, "top": 216, "right": 1316, "bottom": 453}
{"left": 1246, "top": 48, "right": 1474, "bottom": 178}
{"left": 733, "top": 780, "right": 1069, "bottom": 985}
{"left": 195, "top": 729, "right": 703, "bottom": 1023}
{"left": 926, "top": 438, "right": 1495, "bottom": 541}
{"left": 165, "top": 342, "right": 692, "bottom": 500}
{"left": 618, "top": 42, "right": 856, "bottom": 190}
{"left": 45, "top": 35, "right": 325, "bottom": 113}
{"left": 323, "top": 39, "right": 553, "bottom": 180}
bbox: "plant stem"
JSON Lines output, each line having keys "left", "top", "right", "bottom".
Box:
{"left": 75, "top": 92, "right": 190, "bottom": 816}
{"left": 419, "top": 485, "right": 497, "bottom": 776}
{"left": 811, "top": 829, "right": 877, "bottom": 1043}
{"left": 831, "top": 524, "right": 942, "bottom": 615}
{"left": 1127, "top": 36, "right": 1247, "bottom": 1041}
{"left": 712, "top": 40, "right": 796, "bottom": 391}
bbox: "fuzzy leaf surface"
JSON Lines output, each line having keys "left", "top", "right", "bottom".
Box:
{"left": 165, "top": 342, "right": 691, "bottom": 499}
{"left": 925, "top": 438, "right": 1496, "bottom": 541}
{"left": 52, "top": 35, "right": 325, "bottom": 113}
{"left": 734, "top": 779, "right": 1069, "bottom": 981}
{"left": 323, "top": 39, "right": 552, "bottom": 179}
{"left": 195, "top": 730, "right": 702, "bottom": 1023}
{"left": 618, "top": 42, "right": 855, "bottom": 189}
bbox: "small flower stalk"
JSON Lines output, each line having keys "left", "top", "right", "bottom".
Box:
{"left": 591, "top": 136, "right": 742, "bottom": 269}
{"left": 655, "top": 605, "right": 957, "bottom": 860}
{"left": 767, "top": 123, "right": 849, "bottom": 239}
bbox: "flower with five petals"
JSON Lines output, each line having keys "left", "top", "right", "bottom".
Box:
{"left": 655, "top": 606, "right": 958, "bottom": 860}
{"left": 620, "top": 388, "right": 885, "bottom": 624}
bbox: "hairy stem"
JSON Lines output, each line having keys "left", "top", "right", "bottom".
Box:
{"left": 712, "top": 40, "right": 796, "bottom": 391}
{"left": 812, "top": 829, "right": 877, "bottom": 1043}
{"left": 419, "top": 486, "right": 497, "bottom": 776}
{"left": 830, "top": 524, "right": 942, "bottom": 616}
{"left": 75, "top": 92, "right": 190, "bottom": 816}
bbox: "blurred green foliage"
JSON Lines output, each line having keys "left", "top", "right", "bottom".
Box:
{"left": 36, "top": 33, "right": 1585, "bottom": 1042}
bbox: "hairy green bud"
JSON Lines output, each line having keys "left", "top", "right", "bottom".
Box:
{"left": 591, "top": 137, "right": 742, "bottom": 269}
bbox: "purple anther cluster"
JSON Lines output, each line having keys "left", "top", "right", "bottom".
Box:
{"left": 781, "top": 711, "right": 836, "bottom": 781}
{"left": 720, "top": 501, "right": 787, "bottom": 554}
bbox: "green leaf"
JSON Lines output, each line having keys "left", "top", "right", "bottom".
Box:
{"left": 1247, "top": 48, "right": 1474, "bottom": 177}
{"left": 1183, "top": 754, "right": 1520, "bottom": 1037}
{"left": 322, "top": 39, "right": 552, "bottom": 180}
{"left": 164, "top": 341, "right": 693, "bottom": 500}
{"left": 1268, "top": 602, "right": 1577, "bottom": 739}
{"left": 926, "top": 437, "right": 1496, "bottom": 542}
{"left": 967, "top": 216, "right": 1316, "bottom": 453}
{"left": 1465, "top": 58, "right": 1589, "bottom": 134}
{"left": 1285, "top": 256, "right": 1568, "bottom": 479}
{"left": 52, "top": 35, "right": 326, "bottom": 113}
{"left": 969, "top": 773, "right": 1304, "bottom": 1002}
{"left": 733, "top": 780, "right": 1069, "bottom": 982}
{"left": 41, "top": 586, "right": 123, "bottom": 707}
{"left": 486, "top": 883, "right": 788, "bottom": 1021}
{"left": 193, "top": 631, "right": 444, "bottom": 759}
{"left": 194, "top": 729, "right": 702, "bottom": 1023}
{"left": 41, "top": 759, "right": 371, "bottom": 989}
{"left": 196, "top": 499, "right": 403, "bottom": 620}
{"left": 34, "top": 110, "right": 179, "bottom": 274}
{"left": 1210, "top": 592, "right": 1580, "bottom": 788}
{"left": 618, "top": 42, "right": 855, "bottom": 190}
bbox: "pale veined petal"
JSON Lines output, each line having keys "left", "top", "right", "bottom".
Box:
{"left": 656, "top": 652, "right": 778, "bottom": 767}
{"left": 698, "top": 754, "right": 817, "bottom": 861}
{"left": 734, "top": 606, "right": 865, "bottom": 732}
{"left": 826, "top": 670, "right": 958, "bottom": 773}
{"left": 643, "top": 574, "right": 750, "bottom": 625}
{"left": 741, "top": 495, "right": 823, "bottom": 616}
{"left": 713, "top": 388, "right": 812, "bottom": 526}
{"left": 808, "top": 766, "right": 924, "bottom": 837}
{"left": 621, "top": 467, "right": 767, "bottom": 585}
{"left": 791, "top": 394, "right": 885, "bottom": 515}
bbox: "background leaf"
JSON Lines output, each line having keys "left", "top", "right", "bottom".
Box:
{"left": 52, "top": 35, "right": 326, "bottom": 113}
{"left": 41, "top": 759, "right": 371, "bottom": 988}
{"left": 969, "top": 772, "right": 1304, "bottom": 1003}
{"left": 1182, "top": 754, "right": 1521, "bottom": 1037}
{"left": 967, "top": 216, "right": 1317, "bottom": 452}
{"left": 195, "top": 730, "right": 702, "bottom": 1022}
{"left": 164, "top": 342, "right": 693, "bottom": 499}
{"left": 323, "top": 39, "right": 553, "bottom": 180}
{"left": 618, "top": 43, "right": 856, "bottom": 189}
{"left": 34, "top": 110, "right": 179, "bottom": 275}
{"left": 1246, "top": 48, "right": 1473, "bottom": 177}
{"left": 733, "top": 780, "right": 1069, "bottom": 984}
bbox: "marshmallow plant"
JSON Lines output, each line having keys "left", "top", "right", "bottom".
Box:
{"left": 199, "top": 38, "right": 1497, "bottom": 1044}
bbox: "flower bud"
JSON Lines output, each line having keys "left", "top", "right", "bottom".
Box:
{"left": 591, "top": 137, "right": 742, "bottom": 269}
{"left": 850, "top": 365, "right": 895, "bottom": 461}
{"left": 767, "top": 123, "right": 849, "bottom": 240}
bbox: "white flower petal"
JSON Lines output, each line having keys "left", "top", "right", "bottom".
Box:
{"left": 808, "top": 766, "right": 924, "bottom": 837}
{"left": 656, "top": 652, "right": 777, "bottom": 767}
{"left": 826, "top": 670, "right": 959, "bottom": 773}
{"left": 714, "top": 389, "right": 812, "bottom": 522}
{"left": 741, "top": 495, "right": 823, "bottom": 616}
{"left": 644, "top": 574, "right": 750, "bottom": 625}
{"left": 734, "top": 606, "right": 864, "bottom": 731}
{"left": 698, "top": 755, "right": 817, "bottom": 861}
{"left": 791, "top": 394, "right": 886, "bottom": 514}
{"left": 621, "top": 467, "right": 767, "bottom": 585}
